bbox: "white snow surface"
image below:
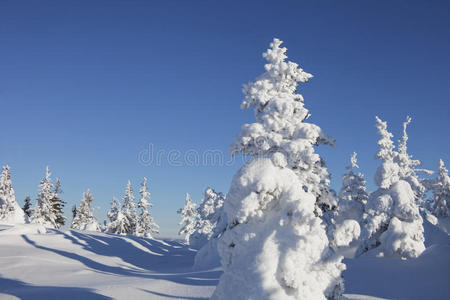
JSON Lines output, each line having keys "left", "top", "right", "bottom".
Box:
{"left": 0, "top": 221, "right": 448, "bottom": 299}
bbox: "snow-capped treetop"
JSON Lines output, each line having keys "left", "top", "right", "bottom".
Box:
{"left": 0, "top": 166, "right": 15, "bottom": 210}
{"left": 198, "top": 188, "right": 224, "bottom": 221}
{"left": 0, "top": 166, "right": 14, "bottom": 199}
{"left": 71, "top": 189, "right": 100, "bottom": 231}
{"left": 240, "top": 38, "right": 313, "bottom": 114}
{"left": 395, "top": 116, "right": 432, "bottom": 204}
{"left": 31, "top": 166, "right": 58, "bottom": 228}
{"left": 121, "top": 180, "right": 137, "bottom": 234}
{"left": 374, "top": 117, "right": 400, "bottom": 189}
{"left": 230, "top": 37, "right": 336, "bottom": 212}
{"left": 136, "top": 177, "right": 159, "bottom": 238}
{"left": 138, "top": 177, "right": 151, "bottom": 208}
{"left": 375, "top": 116, "right": 396, "bottom": 162}
{"left": 0, "top": 165, "right": 26, "bottom": 224}
{"left": 430, "top": 159, "right": 450, "bottom": 217}
{"left": 232, "top": 38, "right": 333, "bottom": 157}
{"left": 107, "top": 197, "right": 120, "bottom": 222}
{"left": 340, "top": 153, "right": 367, "bottom": 204}
{"left": 347, "top": 152, "right": 359, "bottom": 170}
{"left": 337, "top": 152, "right": 368, "bottom": 226}
{"left": 397, "top": 116, "right": 411, "bottom": 156}
{"left": 123, "top": 181, "right": 135, "bottom": 203}
{"left": 178, "top": 193, "right": 198, "bottom": 242}
{"left": 51, "top": 178, "right": 65, "bottom": 228}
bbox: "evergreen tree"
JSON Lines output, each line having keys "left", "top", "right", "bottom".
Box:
{"left": 31, "top": 166, "right": 58, "bottom": 228}
{"left": 212, "top": 38, "right": 345, "bottom": 300}
{"left": 430, "top": 159, "right": 450, "bottom": 217}
{"left": 106, "top": 197, "right": 130, "bottom": 235}
{"left": 107, "top": 197, "right": 119, "bottom": 224}
{"left": 395, "top": 116, "right": 432, "bottom": 206}
{"left": 357, "top": 117, "right": 425, "bottom": 259}
{"left": 71, "top": 189, "right": 100, "bottom": 231}
{"left": 121, "top": 181, "right": 137, "bottom": 234}
{"left": 0, "top": 165, "right": 26, "bottom": 223}
{"left": 23, "top": 196, "right": 32, "bottom": 218}
{"left": 50, "top": 179, "right": 66, "bottom": 228}
{"left": 177, "top": 193, "right": 198, "bottom": 243}
{"left": 337, "top": 152, "right": 368, "bottom": 223}
{"left": 135, "top": 177, "right": 159, "bottom": 238}
{"left": 189, "top": 188, "right": 225, "bottom": 249}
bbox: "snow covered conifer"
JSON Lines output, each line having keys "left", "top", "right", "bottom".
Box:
{"left": 106, "top": 197, "right": 130, "bottom": 235}
{"left": 430, "top": 160, "right": 450, "bottom": 217}
{"left": 31, "top": 166, "right": 58, "bottom": 228}
{"left": 71, "top": 189, "right": 100, "bottom": 231}
{"left": 177, "top": 193, "right": 198, "bottom": 243}
{"left": 0, "top": 165, "right": 26, "bottom": 224}
{"left": 135, "top": 177, "right": 159, "bottom": 238}
{"left": 395, "top": 116, "right": 431, "bottom": 206}
{"left": 357, "top": 117, "right": 425, "bottom": 259}
{"left": 212, "top": 38, "right": 345, "bottom": 300}
{"left": 107, "top": 197, "right": 119, "bottom": 224}
{"left": 121, "top": 181, "right": 137, "bottom": 234}
{"left": 337, "top": 152, "right": 368, "bottom": 223}
{"left": 23, "top": 196, "right": 32, "bottom": 218}
{"left": 373, "top": 116, "right": 400, "bottom": 189}
{"left": 51, "top": 179, "right": 66, "bottom": 228}
{"left": 189, "top": 188, "right": 225, "bottom": 249}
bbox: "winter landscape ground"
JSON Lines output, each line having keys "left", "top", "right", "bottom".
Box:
{"left": 0, "top": 219, "right": 449, "bottom": 300}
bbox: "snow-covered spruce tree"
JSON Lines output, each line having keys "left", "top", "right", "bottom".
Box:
{"left": 30, "top": 166, "right": 58, "bottom": 228}
{"left": 357, "top": 117, "right": 425, "bottom": 259}
{"left": 429, "top": 160, "right": 450, "bottom": 218}
{"left": 189, "top": 187, "right": 225, "bottom": 249}
{"left": 0, "top": 165, "right": 26, "bottom": 224}
{"left": 106, "top": 197, "right": 130, "bottom": 235}
{"left": 177, "top": 193, "right": 198, "bottom": 244}
{"left": 395, "top": 116, "right": 432, "bottom": 206}
{"left": 50, "top": 179, "right": 66, "bottom": 228}
{"left": 193, "top": 188, "right": 228, "bottom": 270}
{"left": 71, "top": 189, "right": 100, "bottom": 231}
{"left": 121, "top": 181, "right": 137, "bottom": 234}
{"left": 23, "top": 196, "right": 32, "bottom": 218}
{"left": 337, "top": 152, "right": 368, "bottom": 224}
{"left": 135, "top": 177, "right": 159, "bottom": 238}
{"left": 212, "top": 38, "right": 345, "bottom": 300}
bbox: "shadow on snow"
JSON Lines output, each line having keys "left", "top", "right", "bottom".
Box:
{"left": 21, "top": 230, "right": 221, "bottom": 288}
{"left": 0, "top": 276, "right": 112, "bottom": 300}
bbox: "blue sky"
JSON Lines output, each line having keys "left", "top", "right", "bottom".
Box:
{"left": 1, "top": 0, "right": 449, "bottom": 237}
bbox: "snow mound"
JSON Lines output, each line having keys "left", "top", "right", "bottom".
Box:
{"left": 334, "top": 219, "right": 361, "bottom": 248}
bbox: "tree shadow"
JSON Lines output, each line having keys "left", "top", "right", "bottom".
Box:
{"left": 0, "top": 276, "right": 112, "bottom": 300}
{"left": 21, "top": 231, "right": 221, "bottom": 288}
{"left": 139, "top": 288, "right": 209, "bottom": 299}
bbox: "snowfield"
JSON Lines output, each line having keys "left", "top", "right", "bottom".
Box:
{"left": 0, "top": 220, "right": 448, "bottom": 300}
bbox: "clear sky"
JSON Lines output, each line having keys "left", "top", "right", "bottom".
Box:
{"left": 1, "top": 0, "right": 449, "bottom": 237}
